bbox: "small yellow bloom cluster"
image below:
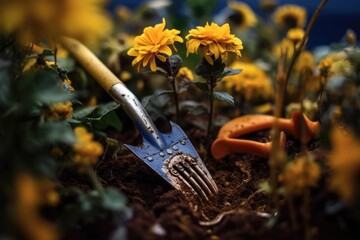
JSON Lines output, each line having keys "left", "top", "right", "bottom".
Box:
{"left": 222, "top": 62, "right": 274, "bottom": 102}
{"left": 186, "top": 22, "right": 243, "bottom": 65}
{"left": 14, "top": 173, "right": 59, "bottom": 240}
{"left": 272, "top": 4, "right": 307, "bottom": 30}
{"left": 46, "top": 101, "right": 73, "bottom": 121}
{"left": 176, "top": 67, "right": 194, "bottom": 81}
{"left": 282, "top": 156, "right": 321, "bottom": 196}
{"left": 73, "top": 127, "right": 104, "bottom": 167}
{"left": 127, "top": 18, "right": 183, "bottom": 72}
{"left": 227, "top": 1, "right": 257, "bottom": 30}
{"left": 328, "top": 127, "right": 360, "bottom": 204}
{"left": 286, "top": 28, "right": 305, "bottom": 43}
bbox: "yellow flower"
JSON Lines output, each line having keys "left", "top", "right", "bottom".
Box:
{"left": 127, "top": 18, "right": 183, "bottom": 72}
{"left": 176, "top": 67, "right": 194, "bottom": 81}
{"left": 282, "top": 156, "right": 321, "bottom": 196}
{"left": 185, "top": 22, "right": 243, "bottom": 65}
{"left": 328, "top": 127, "right": 360, "bottom": 204}
{"left": 46, "top": 101, "right": 73, "bottom": 121}
{"left": 14, "top": 173, "right": 59, "bottom": 240}
{"left": 286, "top": 28, "right": 305, "bottom": 43}
{"left": 318, "top": 56, "right": 333, "bottom": 74}
{"left": 222, "top": 62, "right": 274, "bottom": 102}
{"left": 273, "top": 38, "right": 295, "bottom": 59}
{"left": 227, "top": 1, "right": 257, "bottom": 30}
{"left": 296, "top": 51, "right": 314, "bottom": 72}
{"left": 0, "top": 0, "right": 112, "bottom": 48}
{"left": 272, "top": 4, "right": 307, "bottom": 30}
{"left": 73, "top": 127, "right": 104, "bottom": 166}
{"left": 259, "top": 0, "right": 278, "bottom": 12}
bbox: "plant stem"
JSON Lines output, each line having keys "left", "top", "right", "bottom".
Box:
{"left": 86, "top": 166, "right": 104, "bottom": 193}
{"left": 207, "top": 77, "right": 215, "bottom": 140}
{"left": 282, "top": 0, "right": 328, "bottom": 114}
{"left": 170, "top": 76, "right": 180, "bottom": 123}
{"left": 269, "top": 49, "right": 287, "bottom": 212}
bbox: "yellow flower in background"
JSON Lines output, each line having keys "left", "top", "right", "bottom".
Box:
{"left": 46, "top": 101, "right": 73, "bottom": 121}
{"left": 73, "top": 127, "right": 104, "bottom": 166}
{"left": 127, "top": 18, "right": 183, "bottom": 72}
{"left": 58, "top": 0, "right": 113, "bottom": 49}
{"left": 0, "top": 0, "right": 112, "bottom": 48}
{"left": 259, "top": 0, "right": 278, "bottom": 12}
{"left": 328, "top": 127, "right": 360, "bottom": 204}
{"left": 318, "top": 56, "right": 333, "bottom": 75}
{"left": 222, "top": 62, "right": 274, "bottom": 102}
{"left": 272, "top": 4, "right": 307, "bottom": 30}
{"left": 227, "top": 1, "right": 257, "bottom": 30}
{"left": 282, "top": 155, "right": 321, "bottom": 196}
{"left": 273, "top": 38, "right": 295, "bottom": 59}
{"left": 286, "top": 27, "right": 305, "bottom": 43}
{"left": 296, "top": 51, "right": 315, "bottom": 72}
{"left": 176, "top": 67, "right": 194, "bottom": 81}
{"left": 186, "top": 22, "right": 243, "bottom": 65}
{"left": 14, "top": 173, "right": 59, "bottom": 240}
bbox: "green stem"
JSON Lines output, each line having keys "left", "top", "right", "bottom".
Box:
{"left": 207, "top": 78, "right": 215, "bottom": 140}
{"left": 283, "top": 0, "right": 328, "bottom": 114}
{"left": 170, "top": 76, "right": 180, "bottom": 123}
{"left": 86, "top": 166, "right": 104, "bottom": 193}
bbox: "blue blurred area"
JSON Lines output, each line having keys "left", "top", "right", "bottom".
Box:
{"left": 108, "top": 0, "right": 360, "bottom": 48}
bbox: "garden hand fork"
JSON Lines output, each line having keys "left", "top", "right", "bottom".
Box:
{"left": 61, "top": 37, "right": 218, "bottom": 201}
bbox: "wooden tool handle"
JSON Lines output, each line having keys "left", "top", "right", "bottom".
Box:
{"left": 60, "top": 37, "right": 120, "bottom": 92}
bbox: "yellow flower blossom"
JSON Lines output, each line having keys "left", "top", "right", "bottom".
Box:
{"left": 272, "top": 4, "right": 307, "bottom": 30}
{"left": 259, "top": 0, "right": 278, "bottom": 12}
{"left": 185, "top": 22, "right": 243, "bottom": 65}
{"left": 127, "top": 18, "right": 183, "bottom": 72}
{"left": 0, "top": 0, "right": 112, "bottom": 48}
{"left": 227, "top": 1, "right": 257, "bottom": 30}
{"left": 273, "top": 38, "right": 295, "bottom": 59}
{"left": 46, "top": 101, "right": 73, "bottom": 121}
{"left": 328, "top": 127, "right": 360, "bottom": 204}
{"left": 14, "top": 173, "right": 59, "bottom": 240}
{"left": 176, "top": 67, "right": 194, "bottom": 81}
{"left": 222, "top": 62, "right": 274, "bottom": 101}
{"left": 73, "top": 127, "right": 104, "bottom": 166}
{"left": 318, "top": 56, "right": 333, "bottom": 75}
{"left": 296, "top": 51, "right": 315, "bottom": 72}
{"left": 282, "top": 156, "right": 321, "bottom": 196}
{"left": 286, "top": 28, "right": 305, "bottom": 43}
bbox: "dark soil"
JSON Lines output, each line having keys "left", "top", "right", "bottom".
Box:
{"left": 59, "top": 125, "right": 350, "bottom": 240}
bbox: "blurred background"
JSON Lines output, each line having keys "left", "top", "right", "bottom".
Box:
{"left": 107, "top": 0, "right": 360, "bottom": 48}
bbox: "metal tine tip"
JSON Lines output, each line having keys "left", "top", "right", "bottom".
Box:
{"left": 170, "top": 155, "right": 218, "bottom": 201}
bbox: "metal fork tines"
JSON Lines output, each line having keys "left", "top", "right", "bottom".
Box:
{"left": 166, "top": 154, "right": 218, "bottom": 201}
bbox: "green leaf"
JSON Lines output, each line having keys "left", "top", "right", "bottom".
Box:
{"left": 35, "top": 121, "right": 76, "bottom": 145}
{"left": 101, "top": 187, "right": 128, "bottom": 211}
{"left": 91, "top": 110, "right": 123, "bottom": 131}
{"left": 18, "top": 68, "right": 73, "bottom": 106}
{"left": 219, "top": 67, "right": 242, "bottom": 79}
{"left": 213, "top": 91, "right": 234, "bottom": 106}
{"left": 72, "top": 106, "right": 97, "bottom": 119}
{"left": 142, "top": 90, "right": 173, "bottom": 108}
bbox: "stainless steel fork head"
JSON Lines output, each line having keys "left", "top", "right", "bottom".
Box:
{"left": 125, "top": 122, "right": 218, "bottom": 201}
